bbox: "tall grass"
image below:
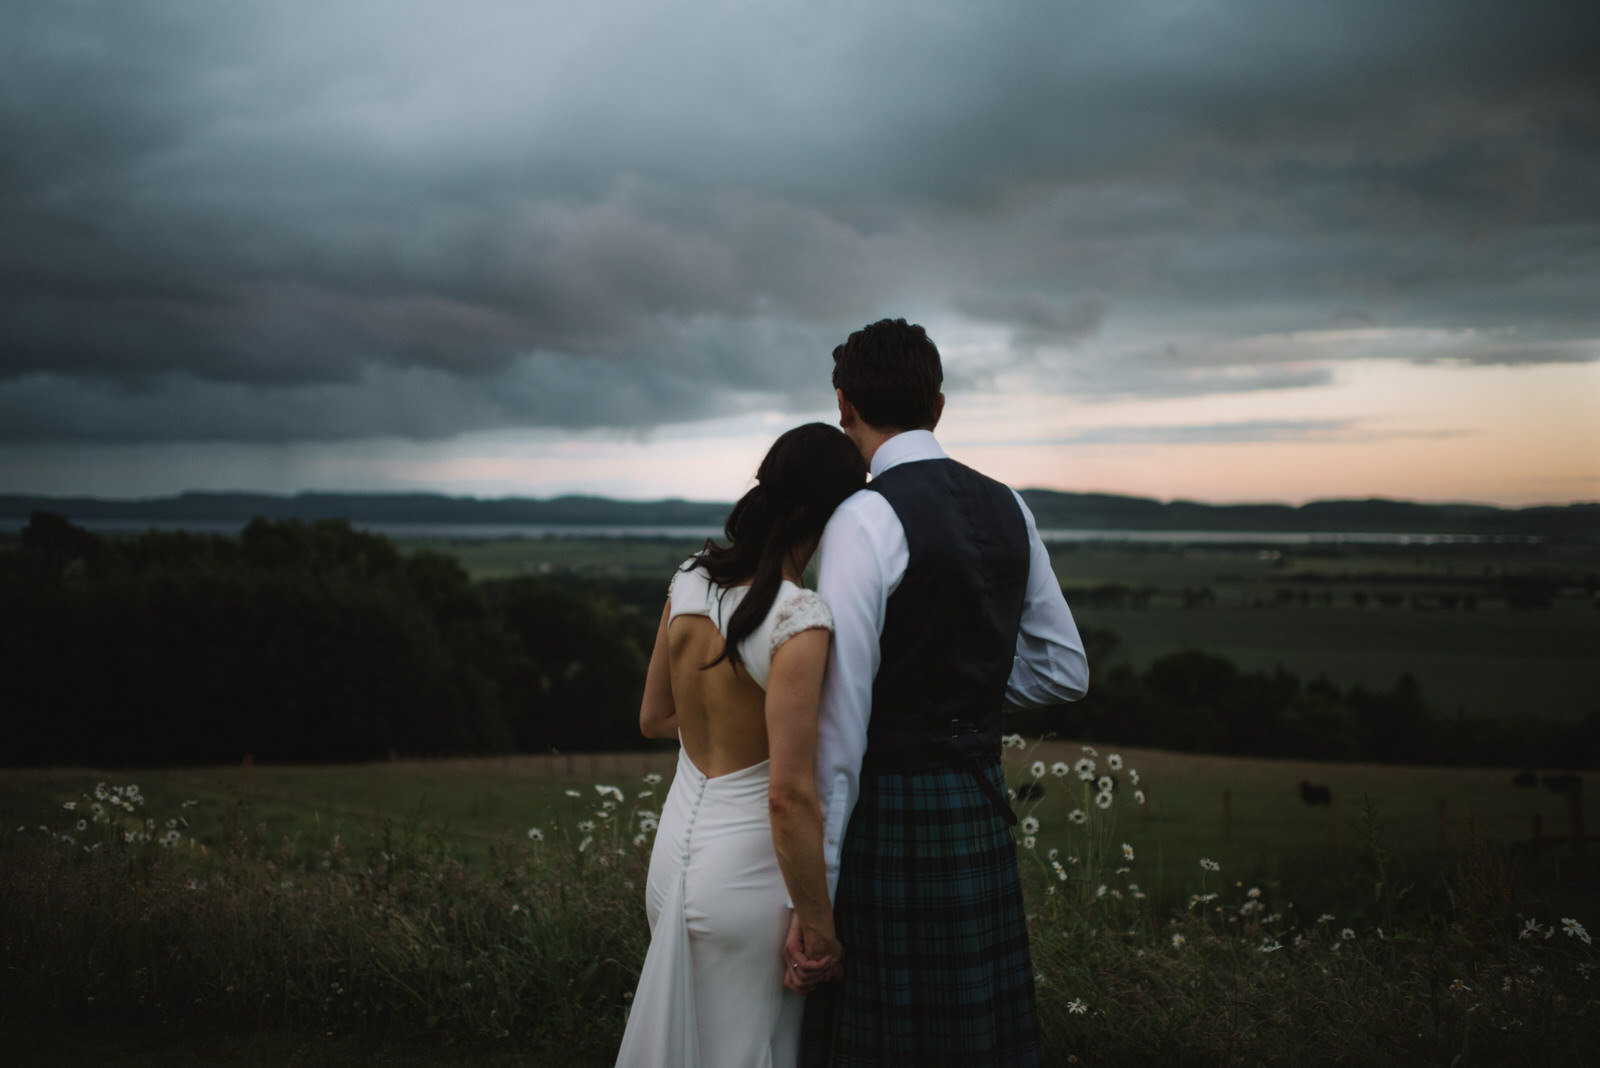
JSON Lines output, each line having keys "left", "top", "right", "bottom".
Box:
{"left": 2, "top": 757, "right": 1595, "bottom": 1066}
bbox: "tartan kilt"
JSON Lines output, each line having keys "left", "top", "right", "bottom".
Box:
{"left": 800, "top": 761, "right": 1042, "bottom": 1067}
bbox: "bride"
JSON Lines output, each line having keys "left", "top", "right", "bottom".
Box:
{"left": 615, "top": 423, "right": 866, "bottom": 1068}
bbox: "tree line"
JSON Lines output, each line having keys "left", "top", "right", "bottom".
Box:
{"left": 3, "top": 512, "right": 1593, "bottom": 769}
{"left": 1005, "top": 629, "right": 1598, "bottom": 770}
{"left": 1, "top": 513, "right": 658, "bottom": 767}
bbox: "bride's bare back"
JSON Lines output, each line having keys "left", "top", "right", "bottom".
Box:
{"left": 666, "top": 615, "right": 771, "bottom": 777}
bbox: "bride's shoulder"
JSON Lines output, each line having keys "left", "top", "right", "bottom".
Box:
{"left": 770, "top": 586, "right": 832, "bottom": 651}
{"left": 667, "top": 556, "right": 705, "bottom": 599}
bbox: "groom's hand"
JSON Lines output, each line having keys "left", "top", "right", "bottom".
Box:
{"left": 784, "top": 911, "right": 842, "bottom": 994}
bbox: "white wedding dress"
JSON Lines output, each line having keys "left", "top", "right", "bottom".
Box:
{"left": 615, "top": 562, "right": 833, "bottom": 1068}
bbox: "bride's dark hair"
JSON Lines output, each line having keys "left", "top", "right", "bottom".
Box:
{"left": 687, "top": 422, "right": 866, "bottom": 673}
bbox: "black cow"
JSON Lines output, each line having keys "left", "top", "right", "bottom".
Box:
{"left": 1299, "top": 781, "right": 1333, "bottom": 806}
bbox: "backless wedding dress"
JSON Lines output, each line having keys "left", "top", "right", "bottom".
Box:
{"left": 615, "top": 560, "right": 832, "bottom": 1068}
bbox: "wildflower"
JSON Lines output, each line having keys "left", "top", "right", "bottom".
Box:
{"left": 1081, "top": 745, "right": 1099, "bottom": 756}
{"left": 1020, "top": 816, "right": 1040, "bottom": 835}
{"left": 1133, "top": 790, "right": 1146, "bottom": 805}
{"left": 1171, "top": 934, "right": 1187, "bottom": 949}
{"left": 1096, "top": 884, "right": 1108, "bottom": 898}
{"left": 1122, "top": 843, "right": 1135, "bottom": 860}
{"left": 633, "top": 834, "right": 648, "bottom": 847}
{"left": 1002, "top": 733, "right": 1026, "bottom": 749}
{"left": 578, "top": 836, "right": 593, "bottom": 853}
{"left": 1340, "top": 928, "right": 1356, "bottom": 941}
{"left": 181, "top": 799, "right": 199, "bottom": 808}
{"left": 564, "top": 789, "right": 582, "bottom": 798}
{"left": 63, "top": 801, "right": 76, "bottom": 811}
{"left": 1128, "top": 768, "right": 1140, "bottom": 785}
{"left": 637, "top": 809, "right": 660, "bottom": 821}
{"left": 1562, "top": 918, "right": 1592, "bottom": 945}
{"left": 1066, "top": 998, "right": 1088, "bottom": 1014}
{"left": 643, "top": 772, "right": 664, "bottom": 785}
{"left": 1258, "top": 939, "right": 1283, "bottom": 953}
{"left": 1095, "top": 776, "right": 1113, "bottom": 794}
{"left": 1048, "top": 848, "right": 1059, "bottom": 860}
{"left": 76, "top": 819, "right": 87, "bottom": 832}
{"left": 1247, "top": 887, "right": 1261, "bottom": 899}
{"left": 1052, "top": 861, "right": 1068, "bottom": 881}
{"left": 1115, "top": 867, "right": 1130, "bottom": 875}
{"left": 1107, "top": 753, "right": 1123, "bottom": 770}
{"left": 1074, "top": 757, "right": 1096, "bottom": 779}
{"left": 596, "top": 784, "right": 625, "bottom": 802}
{"left": 1450, "top": 979, "right": 1470, "bottom": 994}
{"left": 159, "top": 829, "right": 181, "bottom": 848}
{"left": 598, "top": 809, "right": 614, "bottom": 820}
{"left": 637, "top": 790, "right": 655, "bottom": 799}
{"left": 526, "top": 827, "right": 545, "bottom": 842}
{"left": 1519, "top": 918, "right": 1544, "bottom": 940}
{"left": 1068, "top": 809, "right": 1087, "bottom": 825}
{"left": 639, "top": 817, "right": 659, "bottom": 833}
{"left": 1030, "top": 760, "right": 1045, "bottom": 779}
{"left": 578, "top": 820, "right": 596, "bottom": 833}
{"left": 1199, "top": 858, "right": 1220, "bottom": 872}
{"left": 1093, "top": 791, "right": 1111, "bottom": 809}
{"left": 1318, "top": 913, "right": 1336, "bottom": 925}
{"left": 1050, "top": 762, "right": 1070, "bottom": 778}
{"left": 94, "top": 783, "right": 108, "bottom": 800}
{"left": 1023, "top": 836, "right": 1036, "bottom": 850}
{"left": 602, "top": 799, "right": 618, "bottom": 810}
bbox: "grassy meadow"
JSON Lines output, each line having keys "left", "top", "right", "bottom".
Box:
{"left": 3, "top": 743, "right": 1595, "bottom": 1064}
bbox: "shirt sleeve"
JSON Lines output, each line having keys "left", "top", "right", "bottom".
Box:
{"left": 813, "top": 490, "right": 903, "bottom": 902}
{"left": 1004, "top": 490, "right": 1090, "bottom": 708}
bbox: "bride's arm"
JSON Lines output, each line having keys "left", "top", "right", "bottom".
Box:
{"left": 765, "top": 628, "right": 842, "bottom": 967}
{"left": 638, "top": 602, "right": 678, "bottom": 739}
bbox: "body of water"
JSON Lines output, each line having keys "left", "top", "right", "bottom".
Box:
{"left": 0, "top": 516, "right": 1533, "bottom": 546}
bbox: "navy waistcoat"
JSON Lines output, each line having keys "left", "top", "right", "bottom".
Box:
{"left": 862, "top": 457, "right": 1030, "bottom": 773}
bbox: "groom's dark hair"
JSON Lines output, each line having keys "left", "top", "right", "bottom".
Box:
{"left": 831, "top": 318, "right": 943, "bottom": 432}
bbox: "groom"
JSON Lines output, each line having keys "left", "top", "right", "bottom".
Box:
{"left": 789, "top": 318, "right": 1089, "bottom": 1066}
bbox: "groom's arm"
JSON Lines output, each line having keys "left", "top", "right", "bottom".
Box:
{"left": 813, "top": 490, "right": 903, "bottom": 902}
{"left": 1005, "top": 491, "right": 1090, "bottom": 708}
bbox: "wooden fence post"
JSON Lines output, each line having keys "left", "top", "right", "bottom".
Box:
{"left": 1222, "top": 788, "right": 1232, "bottom": 841}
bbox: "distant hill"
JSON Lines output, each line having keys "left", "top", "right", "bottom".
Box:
{"left": 4, "top": 490, "right": 1597, "bottom": 540}
{"left": 1015, "top": 491, "right": 1600, "bottom": 539}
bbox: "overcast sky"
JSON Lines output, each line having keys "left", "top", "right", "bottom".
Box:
{"left": 2, "top": 0, "right": 1597, "bottom": 506}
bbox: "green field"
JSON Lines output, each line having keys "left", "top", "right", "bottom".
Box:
{"left": 403, "top": 535, "right": 1600, "bottom": 726}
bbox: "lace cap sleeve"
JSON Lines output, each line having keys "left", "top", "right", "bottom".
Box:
{"left": 770, "top": 589, "right": 833, "bottom": 656}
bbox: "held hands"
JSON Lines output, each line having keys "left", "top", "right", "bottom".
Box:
{"left": 783, "top": 911, "right": 844, "bottom": 994}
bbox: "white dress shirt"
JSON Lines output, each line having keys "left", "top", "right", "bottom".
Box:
{"left": 812, "top": 430, "right": 1090, "bottom": 900}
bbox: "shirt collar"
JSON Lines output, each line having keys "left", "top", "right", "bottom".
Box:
{"left": 869, "top": 429, "right": 945, "bottom": 479}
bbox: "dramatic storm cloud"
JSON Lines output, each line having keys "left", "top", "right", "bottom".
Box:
{"left": 1, "top": 0, "right": 1597, "bottom": 501}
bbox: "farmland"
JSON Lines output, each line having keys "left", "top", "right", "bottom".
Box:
{"left": 408, "top": 534, "right": 1600, "bottom": 726}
